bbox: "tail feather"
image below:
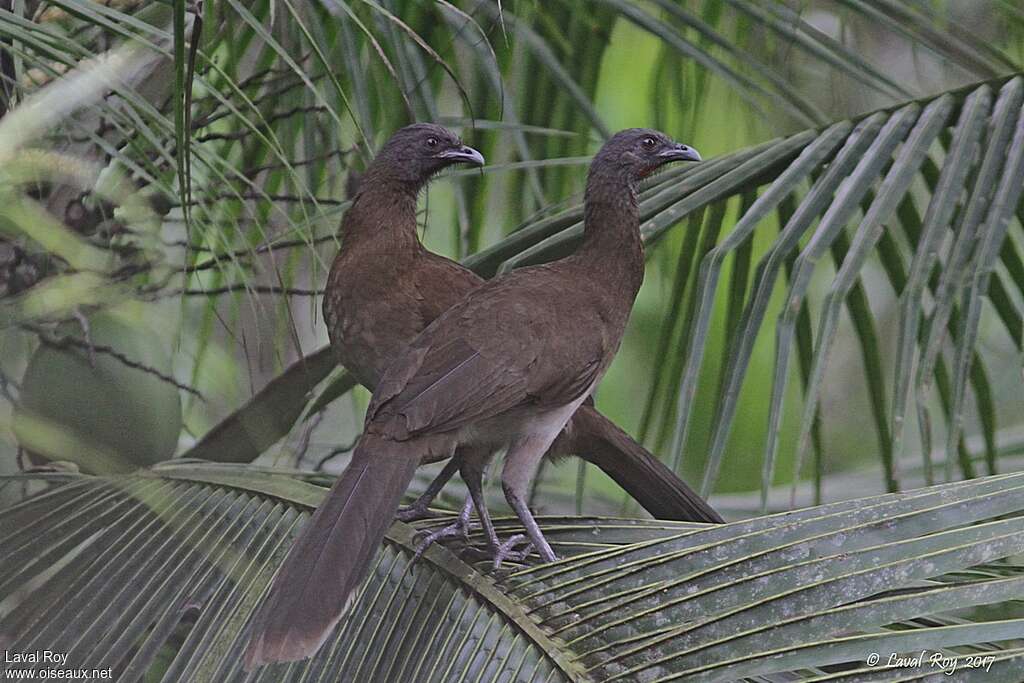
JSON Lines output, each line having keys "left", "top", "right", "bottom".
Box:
{"left": 243, "top": 436, "right": 419, "bottom": 669}
{"left": 571, "top": 405, "right": 724, "bottom": 524}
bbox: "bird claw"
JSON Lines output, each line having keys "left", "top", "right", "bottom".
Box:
{"left": 396, "top": 503, "right": 446, "bottom": 522}
{"left": 412, "top": 517, "right": 474, "bottom": 561}
{"left": 492, "top": 534, "right": 535, "bottom": 569}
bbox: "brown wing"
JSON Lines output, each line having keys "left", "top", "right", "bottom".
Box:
{"left": 529, "top": 357, "right": 601, "bottom": 408}
{"left": 412, "top": 252, "right": 484, "bottom": 322}
{"left": 369, "top": 336, "right": 531, "bottom": 440}
{"left": 367, "top": 266, "right": 608, "bottom": 442}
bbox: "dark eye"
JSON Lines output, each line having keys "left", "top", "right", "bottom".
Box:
{"left": 426, "top": 137, "right": 439, "bottom": 147}
{"left": 641, "top": 137, "right": 656, "bottom": 149}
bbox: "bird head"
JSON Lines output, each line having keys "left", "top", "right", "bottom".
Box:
{"left": 590, "top": 128, "right": 701, "bottom": 187}
{"left": 372, "top": 123, "right": 484, "bottom": 191}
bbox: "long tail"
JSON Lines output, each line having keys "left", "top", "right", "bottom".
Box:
{"left": 243, "top": 435, "right": 419, "bottom": 668}
{"left": 570, "top": 405, "right": 724, "bottom": 523}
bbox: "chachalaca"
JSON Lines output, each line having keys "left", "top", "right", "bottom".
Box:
{"left": 323, "top": 123, "right": 720, "bottom": 525}
{"left": 244, "top": 128, "right": 703, "bottom": 666}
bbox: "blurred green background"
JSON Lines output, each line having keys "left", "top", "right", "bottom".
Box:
{"left": 1, "top": 0, "right": 1023, "bottom": 518}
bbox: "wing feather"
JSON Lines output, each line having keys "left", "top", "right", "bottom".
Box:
{"left": 368, "top": 266, "right": 607, "bottom": 441}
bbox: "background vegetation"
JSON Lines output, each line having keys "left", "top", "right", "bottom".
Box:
{"left": 2, "top": 0, "right": 1023, "bottom": 511}
{"left": 3, "top": 1, "right": 1024, "bottom": 680}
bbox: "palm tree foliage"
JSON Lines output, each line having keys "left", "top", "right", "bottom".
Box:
{"left": 186, "top": 74, "right": 1024, "bottom": 513}
{"left": 2, "top": 1, "right": 1024, "bottom": 679}
{"left": 5, "top": 463, "right": 1024, "bottom": 681}
{"left": 0, "top": 0, "right": 1022, "bottom": 493}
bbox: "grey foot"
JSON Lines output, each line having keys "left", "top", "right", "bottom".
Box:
{"left": 413, "top": 517, "right": 474, "bottom": 560}
{"left": 396, "top": 502, "right": 445, "bottom": 522}
{"left": 493, "top": 534, "right": 536, "bottom": 569}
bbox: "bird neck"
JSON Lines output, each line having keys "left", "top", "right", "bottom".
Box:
{"left": 576, "top": 172, "right": 645, "bottom": 295}
{"left": 339, "top": 180, "right": 422, "bottom": 253}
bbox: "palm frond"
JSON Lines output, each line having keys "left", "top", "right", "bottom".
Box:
{"left": 4, "top": 464, "right": 1024, "bottom": 680}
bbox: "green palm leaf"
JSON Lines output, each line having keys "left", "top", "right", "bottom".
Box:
{"left": 2, "top": 1, "right": 1022, "bottom": 498}
{"left": 4, "top": 463, "right": 1024, "bottom": 680}
{"left": 197, "top": 74, "right": 1024, "bottom": 510}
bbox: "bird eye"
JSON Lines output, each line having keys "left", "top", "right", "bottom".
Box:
{"left": 641, "top": 137, "right": 656, "bottom": 149}
{"left": 426, "top": 137, "right": 439, "bottom": 147}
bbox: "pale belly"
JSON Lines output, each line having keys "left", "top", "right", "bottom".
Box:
{"left": 457, "top": 380, "right": 596, "bottom": 455}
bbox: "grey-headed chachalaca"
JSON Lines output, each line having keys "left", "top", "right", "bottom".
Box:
{"left": 244, "top": 127, "right": 704, "bottom": 666}
{"left": 323, "top": 124, "right": 719, "bottom": 526}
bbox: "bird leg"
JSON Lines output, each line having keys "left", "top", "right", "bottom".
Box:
{"left": 459, "top": 449, "right": 500, "bottom": 552}
{"left": 500, "top": 436, "right": 558, "bottom": 564}
{"left": 502, "top": 492, "right": 555, "bottom": 563}
{"left": 459, "top": 448, "right": 537, "bottom": 567}
{"left": 412, "top": 448, "right": 497, "bottom": 559}
{"left": 412, "top": 448, "right": 540, "bottom": 566}
{"left": 412, "top": 497, "right": 474, "bottom": 561}
{"left": 396, "top": 457, "right": 460, "bottom": 521}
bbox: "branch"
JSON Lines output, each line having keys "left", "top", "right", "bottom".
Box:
{"left": 184, "top": 234, "right": 338, "bottom": 273}
{"left": 242, "top": 147, "right": 356, "bottom": 177}
{"left": 193, "top": 105, "right": 329, "bottom": 143}
{"left": 315, "top": 433, "right": 361, "bottom": 471}
{"left": 24, "top": 324, "right": 205, "bottom": 399}
{"left": 178, "top": 284, "right": 322, "bottom": 297}
{"left": 183, "top": 192, "right": 347, "bottom": 206}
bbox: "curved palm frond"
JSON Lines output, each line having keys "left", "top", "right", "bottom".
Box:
{"left": 4, "top": 463, "right": 1024, "bottom": 680}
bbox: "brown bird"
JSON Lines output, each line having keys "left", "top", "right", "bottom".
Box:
{"left": 244, "top": 127, "right": 704, "bottom": 666}
{"left": 323, "top": 123, "right": 720, "bottom": 528}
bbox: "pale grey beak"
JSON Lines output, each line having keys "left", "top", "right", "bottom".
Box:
{"left": 659, "top": 143, "right": 701, "bottom": 163}
{"left": 439, "top": 145, "right": 485, "bottom": 167}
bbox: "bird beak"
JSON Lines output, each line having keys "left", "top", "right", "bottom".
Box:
{"left": 439, "top": 145, "right": 485, "bottom": 167}
{"left": 658, "top": 143, "right": 702, "bottom": 163}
